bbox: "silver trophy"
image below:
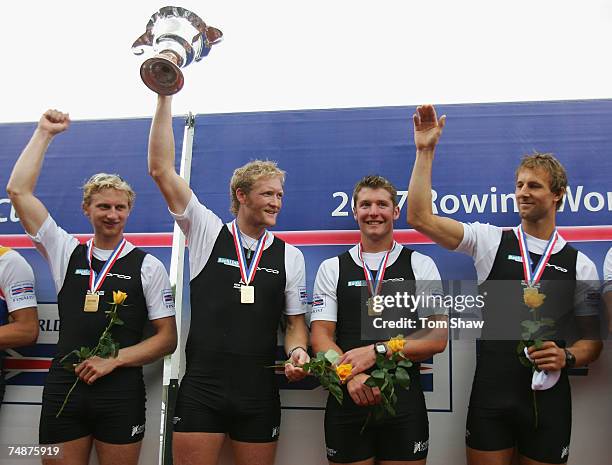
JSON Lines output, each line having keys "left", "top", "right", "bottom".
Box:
{"left": 132, "top": 6, "right": 222, "bottom": 95}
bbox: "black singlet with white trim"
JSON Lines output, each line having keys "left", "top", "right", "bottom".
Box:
{"left": 336, "top": 247, "right": 421, "bottom": 397}
{"left": 187, "top": 226, "right": 287, "bottom": 372}
{"left": 49, "top": 244, "right": 148, "bottom": 388}
{"left": 478, "top": 229, "right": 577, "bottom": 356}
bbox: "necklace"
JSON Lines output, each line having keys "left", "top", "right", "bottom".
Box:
{"left": 241, "top": 232, "right": 259, "bottom": 259}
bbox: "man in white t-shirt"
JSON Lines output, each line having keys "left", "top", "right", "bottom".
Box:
{"left": 311, "top": 175, "right": 448, "bottom": 465}
{"left": 8, "top": 109, "right": 177, "bottom": 465}
{"left": 148, "top": 95, "right": 309, "bottom": 465}
{"left": 0, "top": 247, "right": 39, "bottom": 404}
{"left": 407, "top": 104, "right": 602, "bottom": 465}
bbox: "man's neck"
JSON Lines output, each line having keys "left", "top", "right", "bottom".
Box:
{"left": 93, "top": 234, "right": 124, "bottom": 251}
{"left": 520, "top": 218, "right": 557, "bottom": 241}
{"left": 235, "top": 216, "right": 265, "bottom": 239}
{"left": 360, "top": 235, "right": 394, "bottom": 253}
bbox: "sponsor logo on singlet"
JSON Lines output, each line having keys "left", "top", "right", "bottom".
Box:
{"left": 326, "top": 447, "right": 337, "bottom": 457}
{"left": 131, "top": 424, "right": 145, "bottom": 437}
{"left": 413, "top": 439, "right": 429, "bottom": 454}
{"left": 506, "top": 255, "right": 568, "bottom": 273}
{"left": 271, "top": 426, "right": 280, "bottom": 439}
{"left": 347, "top": 277, "right": 406, "bottom": 287}
{"left": 217, "top": 257, "right": 279, "bottom": 274}
{"left": 74, "top": 269, "right": 133, "bottom": 280}
{"left": 561, "top": 445, "right": 569, "bottom": 459}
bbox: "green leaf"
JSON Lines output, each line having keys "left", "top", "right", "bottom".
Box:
{"left": 364, "top": 377, "right": 379, "bottom": 389}
{"left": 397, "top": 359, "right": 413, "bottom": 369}
{"left": 396, "top": 367, "right": 411, "bottom": 389}
{"left": 371, "top": 369, "right": 385, "bottom": 379}
{"left": 113, "top": 318, "right": 124, "bottom": 326}
{"left": 78, "top": 347, "right": 92, "bottom": 359}
{"left": 62, "top": 360, "right": 76, "bottom": 373}
{"left": 324, "top": 350, "right": 340, "bottom": 365}
{"left": 328, "top": 383, "right": 343, "bottom": 405}
{"left": 380, "top": 358, "right": 395, "bottom": 370}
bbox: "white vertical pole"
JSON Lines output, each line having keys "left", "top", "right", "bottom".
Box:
{"left": 159, "top": 112, "right": 195, "bottom": 465}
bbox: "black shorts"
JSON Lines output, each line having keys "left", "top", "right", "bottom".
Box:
{"left": 39, "top": 381, "right": 146, "bottom": 445}
{"left": 324, "top": 384, "right": 429, "bottom": 463}
{"left": 466, "top": 359, "right": 572, "bottom": 464}
{"left": 173, "top": 373, "right": 281, "bottom": 443}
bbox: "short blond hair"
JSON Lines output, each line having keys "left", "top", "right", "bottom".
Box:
{"left": 82, "top": 173, "right": 135, "bottom": 209}
{"left": 352, "top": 175, "right": 398, "bottom": 208}
{"left": 516, "top": 152, "right": 567, "bottom": 210}
{"left": 229, "top": 160, "right": 285, "bottom": 215}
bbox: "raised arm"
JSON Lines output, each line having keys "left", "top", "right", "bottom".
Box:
{"left": 7, "top": 110, "right": 70, "bottom": 235}
{"left": 148, "top": 95, "right": 192, "bottom": 214}
{"left": 407, "top": 104, "right": 464, "bottom": 250}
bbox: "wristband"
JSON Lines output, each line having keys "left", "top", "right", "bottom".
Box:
{"left": 287, "top": 346, "right": 307, "bottom": 358}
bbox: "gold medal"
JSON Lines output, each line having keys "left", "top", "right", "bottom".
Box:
{"left": 83, "top": 292, "right": 100, "bottom": 312}
{"left": 367, "top": 297, "right": 377, "bottom": 316}
{"left": 241, "top": 285, "right": 255, "bottom": 304}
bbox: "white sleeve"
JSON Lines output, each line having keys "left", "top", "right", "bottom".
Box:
{"left": 28, "top": 215, "right": 79, "bottom": 294}
{"left": 603, "top": 247, "right": 612, "bottom": 295}
{"left": 412, "top": 251, "right": 446, "bottom": 318}
{"left": 0, "top": 252, "right": 37, "bottom": 312}
{"left": 141, "top": 254, "right": 176, "bottom": 320}
{"left": 169, "top": 192, "right": 223, "bottom": 280}
{"left": 573, "top": 251, "right": 601, "bottom": 317}
{"left": 284, "top": 244, "right": 307, "bottom": 315}
{"left": 455, "top": 222, "right": 503, "bottom": 283}
{"left": 310, "top": 257, "right": 339, "bottom": 322}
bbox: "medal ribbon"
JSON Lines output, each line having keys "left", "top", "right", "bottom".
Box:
{"left": 86, "top": 238, "right": 127, "bottom": 293}
{"left": 517, "top": 225, "right": 558, "bottom": 287}
{"left": 358, "top": 242, "right": 394, "bottom": 297}
{"left": 231, "top": 220, "right": 267, "bottom": 286}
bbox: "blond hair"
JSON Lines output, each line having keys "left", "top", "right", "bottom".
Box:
{"left": 352, "top": 175, "right": 398, "bottom": 208}
{"left": 516, "top": 152, "right": 567, "bottom": 210}
{"left": 229, "top": 160, "right": 285, "bottom": 215}
{"left": 82, "top": 173, "right": 135, "bottom": 209}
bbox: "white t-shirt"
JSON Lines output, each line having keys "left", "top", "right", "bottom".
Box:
{"left": 456, "top": 222, "right": 600, "bottom": 316}
{"left": 29, "top": 215, "right": 175, "bottom": 320}
{"left": 0, "top": 248, "right": 37, "bottom": 312}
{"left": 603, "top": 247, "right": 612, "bottom": 295}
{"left": 311, "top": 242, "right": 444, "bottom": 322}
{"left": 170, "top": 192, "right": 307, "bottom": 315}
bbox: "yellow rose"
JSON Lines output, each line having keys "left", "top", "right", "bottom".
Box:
{"left": 336, "top": 363, "right": 353, "bottom": 383}
{"left": 387, "top": 336, "right": 406, "bottom": 353}
{"left": 113, "top": 290, "right": 128, "bottom": 305}
{"left": 523, "top": 288, "right": 545, "bottom": 309}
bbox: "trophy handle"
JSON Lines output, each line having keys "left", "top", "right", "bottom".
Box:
{"left": 132, "top": 31, "right": 154, "bottom": 56}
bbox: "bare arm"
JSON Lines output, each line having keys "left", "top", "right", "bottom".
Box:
{"left": 399, "top": 315, "right": 448, "bottom": 362}
{"left": 311, "top": 320, "right": 342, "bottom": 355}
{"left": 283, "top": 314, "right": 310, "bottom": 381}
{"left": 407, "top": 104, "right": 464, "bottom": 250}
{"left": 75, "top": 316, "right": 177, "bottom": 385}
{"left": 148, "top": 95, "right": 192, "bottom": 214}
{"left": 0, "top": 308, "right": 39, "bottom": 350}
{"left": 284, "top": 314, "right": 309, "bottom": 356}
{"left": 528, "top": 316, "right": 602, "bottom": 370}
{"left": 7, "top": 110, "right": 70, "bottom": 235}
